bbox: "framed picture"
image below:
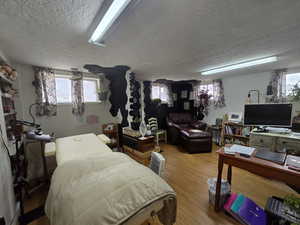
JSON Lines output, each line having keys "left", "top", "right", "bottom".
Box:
{"left": 228, "top": 112, "right": 243, "bottom": 123}
{"left": 173, "top": 93, "right": 177, "bottom": 101}
{"left": 181, "top": 90, "right": 188, "bottom": 98}
{"left": 249, "top": 90, "right": 260, "bottom": 104}
{"left": 189, "top": 91, "right": 194, "bottom": 100}
{"left": 184, "top": 101, "right": 190, "bottom": 110}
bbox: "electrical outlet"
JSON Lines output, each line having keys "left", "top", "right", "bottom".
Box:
{"left": 0, "top": 217, "right": 5, "bottom": 225}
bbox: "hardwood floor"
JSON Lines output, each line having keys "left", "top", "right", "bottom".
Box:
{"left": 25, "top": 144, "right": 298, "bottom": 225}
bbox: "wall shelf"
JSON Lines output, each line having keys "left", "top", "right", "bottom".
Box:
{"left": 0, "top": 72, "right": 13, "bottom": 85}
{"left": 4, "top": 112, "right": 16, "bottom": 116}
{"left": 221, "top": 120, "right": 253, "bottom": 146}
{"left": 1, "top": 93, "right": 13, "bottom": 98}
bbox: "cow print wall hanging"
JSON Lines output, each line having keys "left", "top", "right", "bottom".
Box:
{"left": 84, "top": 64, "right": 130, "bottom": 127}
{"left": 128, "top": 72, "right": 141, "bottom": 130}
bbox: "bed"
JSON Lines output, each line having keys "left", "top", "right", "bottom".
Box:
{"left": 45, "top": 133, "right": 176, "bottom": 225}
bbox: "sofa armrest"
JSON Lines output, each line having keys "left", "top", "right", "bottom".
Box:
{"left": 190, "top": 121, "right": 207, "bottom": 131}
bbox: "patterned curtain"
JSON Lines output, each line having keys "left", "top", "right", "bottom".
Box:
{"left": 266, "top": 69, "right": 287, "bottom": 103}
{"left": 166, "top": 83, "right": 174, "bottom": 107}
{"left": 213, "top": 79, "right": 226, "bottom": 108}
{"left": 33, "top": 67, "right": 57, "bottom": 116}
{"left": 192, "top": 80, "right": 201, "bottom": 107}
{"left": 71, "top": 71, "right": 85, "bottom": 115}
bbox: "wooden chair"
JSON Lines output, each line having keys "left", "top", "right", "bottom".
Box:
{"left": 148, "top": 117, "right": 167, "bottom": 145}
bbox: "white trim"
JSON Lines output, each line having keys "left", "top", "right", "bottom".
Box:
{"left": 54, "top": 75, "right": 101, "bottom": 103}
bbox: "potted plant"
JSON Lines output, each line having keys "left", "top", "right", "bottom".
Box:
{"left": 289, "top": 81, "right": 300, "bottom": 102}
{"left": 283, "top": 194, "right": 300, "bottom": 224}
{"left": 97, "top": 87, "right": 108, "bottom": 101}
{"left": 152, "top": 98, "right": 162, "bottom": 107}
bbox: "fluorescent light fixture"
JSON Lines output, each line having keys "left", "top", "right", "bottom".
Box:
{"left": 201, "top": 56, "right": 278, "bottom": 75}
{"left": 89, "top": 0, "right": 132, "bottom": 44}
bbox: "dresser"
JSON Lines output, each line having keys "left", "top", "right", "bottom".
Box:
{"left": 249, "top": 130, "right": 300, "bottom": 155}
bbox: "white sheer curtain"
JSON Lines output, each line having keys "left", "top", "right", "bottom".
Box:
{"left": 151, "top": 82, "right": 173, "bottom": 106}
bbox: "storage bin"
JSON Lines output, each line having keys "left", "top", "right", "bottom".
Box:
{"left": 207, "top": 177, "right": 231, "bottom": 208}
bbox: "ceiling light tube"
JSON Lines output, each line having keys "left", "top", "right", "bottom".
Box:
{"left": 89, "top": 0, "right": 132, "bottom": 44}
{"left": 201, "top": 56, "right": 278, "bottom": 75}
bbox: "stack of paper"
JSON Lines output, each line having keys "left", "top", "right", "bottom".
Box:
{"left": 224, "top": 144, "right": 255, "bottom": 156}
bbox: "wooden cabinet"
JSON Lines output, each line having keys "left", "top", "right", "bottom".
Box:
{"left": 122, "top": 134, "right": 156, "bottom": 166}
{"left": 250, "top": 132, "right": 300, "bottom": 155}
{"left": 221, "top": 122, "right": 253, "bottom": 146}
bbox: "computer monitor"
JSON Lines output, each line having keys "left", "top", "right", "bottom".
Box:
{"left": 244, "top": 104, "right": 293, "bottom": 127}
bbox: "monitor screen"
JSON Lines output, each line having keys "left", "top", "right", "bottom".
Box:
{"left": 244, "top": 104, "right": 293, "bottom": 127}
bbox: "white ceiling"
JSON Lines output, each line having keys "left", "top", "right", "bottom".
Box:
{"left": 1, "top": 0, "right": 300, "bottom": 80}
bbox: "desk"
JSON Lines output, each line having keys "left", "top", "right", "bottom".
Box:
{"left": 215, "top": 147, "right": 300, "bottom": 212}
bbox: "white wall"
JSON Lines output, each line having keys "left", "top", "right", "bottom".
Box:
{"left": 204, "top": 71, "right": 300, "bottom": 125}
{"left": 14, "top": 63, "right": 120, "bottom": 138}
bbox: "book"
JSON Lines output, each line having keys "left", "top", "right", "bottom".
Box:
{"left": 224, "top": 193, "right": 238, "bottom": 211}
{"left": 255, "top": 149, "right": 286, "bottom": 165}
{"left": 229, "top": 194, "right": 247, "bottom": 224}
{"left": 227, "top": 144, "right": 255, "bottom": 156}
{"left": 286, "top": 155, "right": 300, "bottom": 168}
{"left": 231, "top": 194, "right": 245, "bottom": 213}
{"left": 238, "top": 197, "right": 267, "bottom": 225}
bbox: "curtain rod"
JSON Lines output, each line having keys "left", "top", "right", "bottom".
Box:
{"left": 52, "top": 68, "right": 103, "bottom": 76}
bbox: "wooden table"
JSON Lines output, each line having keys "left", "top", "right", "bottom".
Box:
{"left": 215, "top": 147, "right": 300, "bottom": 212}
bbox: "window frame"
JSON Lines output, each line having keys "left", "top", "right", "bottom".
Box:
{"left": 54, "top": 74, "right": 101, "bottom": 105}
{"left": 55, "top": 75, "right": 72, "bottom": 105}
{"left": 151, "top": 83, "right": 170, "bottom": 104}
{"left": 198, "top": 82, "right": 215, "bottom": 100}
{"left": 82, "top": 77, "right": 101, "bottom": 103}
{"left": 285, "top": 72, "right": 300, "bottom": 99}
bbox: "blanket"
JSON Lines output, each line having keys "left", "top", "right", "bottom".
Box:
{"left": 45, "top": 152, "right": 176, "bottom": 225}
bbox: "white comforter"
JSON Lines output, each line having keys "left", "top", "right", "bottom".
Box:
{"left": 45, "top": 152, "right": 176, "bottom": 225}
{"left": 55, "top": 133, "right": 112, "bottom": 166}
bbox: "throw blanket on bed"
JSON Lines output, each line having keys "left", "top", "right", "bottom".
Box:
{"left": 55, "top": 133, "right": 112, "bottom": 166}
{"left": 45, "top": 152, "right": 176, "bottom": 225}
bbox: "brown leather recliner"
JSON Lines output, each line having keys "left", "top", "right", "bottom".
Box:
{"left": 166, "top": 112, "right": 212, "bottom": 153}
{"left": 166, "top": 112, "right": 207, "bottom": 144}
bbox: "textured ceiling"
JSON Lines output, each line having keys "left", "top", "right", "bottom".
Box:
{"left": 1, "top": 0, "right": 300, "bottom": 80}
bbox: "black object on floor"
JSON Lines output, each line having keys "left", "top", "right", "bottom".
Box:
{"left": 19, "top": 205, "right": 45, "bottom": 225}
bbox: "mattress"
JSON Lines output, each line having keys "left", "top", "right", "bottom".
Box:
{"left": 55, "top": 133, "right": 112, "bottom": 166}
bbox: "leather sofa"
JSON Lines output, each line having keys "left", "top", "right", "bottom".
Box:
{"left": 166, "top": 112, "right": 212, "bottom": 153}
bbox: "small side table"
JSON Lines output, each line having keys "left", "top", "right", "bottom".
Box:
{"left": 122, "top": 134, "right": 156, "bottom": 165}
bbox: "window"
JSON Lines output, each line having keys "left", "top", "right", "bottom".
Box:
{"left": 151, "top": 83, "right": 169, "bottom": 103}
{"left": 54, "top": 75, "right": 99, "bottom": 103}
{"left": 55, "top": 77, "right": 72, "bottom": 103}
{"left": 286, "top": 73, "right": 300, "bottom": 96}
{"left": 198, "top": 83, "right": 214, "bottom": 99}
{"left": 83, "top": 79, "right": 99, "bottom": 102}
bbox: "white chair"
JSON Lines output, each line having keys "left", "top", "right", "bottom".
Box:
{"left": 148, "top": 117, "right": 167, "bottom": 146}
{"left": 149, "top": 152, "right": 165, "bottom": 177}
